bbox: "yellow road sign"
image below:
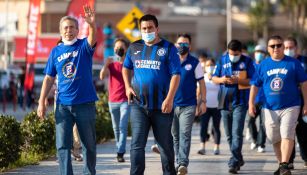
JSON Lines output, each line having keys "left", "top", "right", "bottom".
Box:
{"left": 116, "top": 6, "right": 144, "bottom": 42}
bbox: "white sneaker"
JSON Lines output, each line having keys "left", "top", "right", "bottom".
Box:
{"left": 257, "top": 146, "right": 265, "bottom": 153}
{"left": 177, "top": 165, "right": 188, "bottom": 175}
{"left": 250, "top": 142, "right": 257, "bottom": 150}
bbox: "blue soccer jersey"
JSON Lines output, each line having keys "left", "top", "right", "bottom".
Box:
{"left": 44, "top": 38, "right": 98, "bottom": 105}
{"left": 251, "top": 55, "right": 307, "bottom": 110}
{"left": 213, "top": 53, "right": 255, "bottom": 110}
{"left": 174, "top": 54, "right": 203, "bottom": 107}
{"left": 253, "top": 62, "right": 265, "bottom": 104}
{"left": 297, "top": 55, "right": 307, "bottom": 73}
{"left": 123, "top": 39, "right": 181, "bottom": 110}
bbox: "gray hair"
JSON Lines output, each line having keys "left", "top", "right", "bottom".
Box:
{"left": 59, "top": 16, "right": 79, "bottom": 31}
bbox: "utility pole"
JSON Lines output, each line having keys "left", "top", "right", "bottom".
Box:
{"left": 226, "top": 0, "right": 232, "bottom": 45}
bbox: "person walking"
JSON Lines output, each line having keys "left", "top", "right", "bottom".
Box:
{"left": 283, "top": 36, "right": 307, "bottom": 169}
{"left": 198, "top": 58, "right": 221, "bottom": 156}
{"left": 212, "top": 39, "right": 255, "bottom": 174}
{"left": 122, "top": 14, "right": 181, "bottom": 175}
{"left": 171, "top": 33, "right": 207, "bottom": 175}
{"left": 247, "top": 45, "right": 267, "bottom": 153}
{"left": 37, "top": 5, "right": 98, "bottom": 175}
{"left": 100, "top": 38, "right": 130, "bottom": 162}
{"left": 249, "top": 35, "right": 307, "bottom": 175}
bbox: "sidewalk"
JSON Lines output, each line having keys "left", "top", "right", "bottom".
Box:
{"left": 2, "top": 123, "right": 307, "bottom": 175}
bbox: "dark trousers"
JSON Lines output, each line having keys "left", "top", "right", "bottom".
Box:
{"left": 247, "top": 103, "right": 266, "bottom": 148}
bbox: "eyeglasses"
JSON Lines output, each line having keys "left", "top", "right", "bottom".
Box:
{"left": 268, "top": 44, "right": 283, "bottom": 49}
{"left": 178, "top": 43, "right": 189, "bottom": 47}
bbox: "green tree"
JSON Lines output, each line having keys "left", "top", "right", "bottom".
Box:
{"left": 248, "top": 0, "right": 272, "bottom": 42}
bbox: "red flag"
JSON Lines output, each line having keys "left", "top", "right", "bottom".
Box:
{"left": 66, "top": 0, "right": 95, "bottom": 39}
{"left": 24, "top": 0, "right": 41, "bottom": 91}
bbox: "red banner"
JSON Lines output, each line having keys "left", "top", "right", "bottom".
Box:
{"left": 24, "top": 0, "right": 41, "bottom": 91}
{"left": 66, "top": 0, "right": 95, "bottom": 39}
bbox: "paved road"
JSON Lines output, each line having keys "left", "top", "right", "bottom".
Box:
{"left": 2, "top": 122, "right": 307, "bottom": 175}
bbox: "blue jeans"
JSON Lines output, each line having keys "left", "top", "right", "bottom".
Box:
{"left": 200, "top": 107, "right": 222, "bottom": 144}
{"left": 130, "top": 104, "right": 176, "bottom": 175}
{"left": 171, "top": 106, "right": 196, "bottom": 167}
{"left": 108, "top": 102, "right": 130, "bottom": 154}
{"left": 221, "top": 105, "right": 246, "bottom": 168}
{"left": 247, "top": 103, "right": 266, "bottom": 148}
{"left": 55, "top": 102, "right": 96, "bottom": 175}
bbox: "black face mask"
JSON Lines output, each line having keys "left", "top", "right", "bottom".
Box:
{"left": 115, "top": 48, "right": 125, "bottom": 57}
{"left": 178, "top": 46, "right": 189, "bottom": 55}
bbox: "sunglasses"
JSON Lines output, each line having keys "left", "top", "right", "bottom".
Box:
{"left": 178, "top": 43, "right": 189, "bottom": 47}
{"left": 269, "top": 44, "right": 283, "bottom": 49}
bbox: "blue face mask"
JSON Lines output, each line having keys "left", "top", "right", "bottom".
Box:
{"left": 141, "top": 32, "right": 156, "bottom": 42}
{"left": 255, "top": 53, "right": 265, "bottom": 62}
{"left": 103, "top": 27, "right": 112, "bottom": 35}
{"left": 229, "top": 54, "right": 241, "bottom": 63}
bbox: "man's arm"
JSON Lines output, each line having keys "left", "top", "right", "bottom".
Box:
{"left": 301, "top": 81, "right": 307, "bottom": 115}
{"left": 248, "top": 85, "right": 259, "bottom": 117}
{"left": 198, "top": 79, "right": 207, "bottom": 114}
{"left": 83, "top": 5, "right": 96, "bottom": 47}
{"left": 37, "top": 75, "right": 55, "bottom": 119}
{"left": 161, "top": 74, "right": 180, "bottom": 113}
{"left": 122, "top": 67, "right": 136, "bottom": 103}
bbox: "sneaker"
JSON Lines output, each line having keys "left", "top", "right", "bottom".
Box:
{"left": 151, "top": 144, "right": 160, "bottom": 154}
{"left": 74, "top": 156, "right": 83, "bottom": 161}
{"left": 280, "top": 162, "right": 292, "bottom": 175}
{"left": 197, "top": 149, "right": 206, "bottom": 155}
{"left": 117, "top": 153, "right": 125, "bottom": 163}
{"left": 237, "top": 160, "right": 245, "bottom": 170}
{"left": 304, "top": 161, "right": 307, "bottom": 168}
{"left": 213, "top": 148, "right": 220, "bottom": 155}
{"left": 250, "top": 142, "right": 257, "bottom": 150}
{"left": 228, "top": 166, "right": 239, "bottom": 174}
{"left": 287, "top": 163, "right": 294, "bottom": 170}
{"left": 71, "top": 149, "right": 82, "bottom": 162}
{"left": 273, "top": 167, "right": 280, "bottom": 175}
{"left": 257, "top": 146, "right": 265, "bottom": 153}
{"left": 177, "top": 165, "right": 187, "bottom": 175}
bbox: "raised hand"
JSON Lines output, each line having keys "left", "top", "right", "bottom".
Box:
{"left": 83, "top": 4, "right": 95, "bottom": 26}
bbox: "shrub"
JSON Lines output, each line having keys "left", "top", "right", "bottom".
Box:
{"left": 95, "top": 92, "right": 114, "bottom": 143}
{"left": 0, "top": 115, "right": 23, "bottom": 168}
{"left": 21, "top": 112, "right": 56, "bottom": 156}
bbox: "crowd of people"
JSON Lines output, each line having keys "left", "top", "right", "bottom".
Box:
{"left": 36, "top": 6, "right": 307, "bottom": 175}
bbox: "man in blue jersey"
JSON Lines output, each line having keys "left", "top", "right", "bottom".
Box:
{"left": 283, "top": 37, "right": 307, "bottom": 169}
{"left": 212, "top": 40, "right": 255, "bottom": 174}
{"left": 37, "top": 5, "right": 98, "bottom": 175}
{"left": 171, "top": 33, "right": 207, "bottom": 175}
{"left": 249, "top": 35, "right": 307, "bottom": 175}
{"left": 122, "top": 14, "right": 181, "bottom": 175}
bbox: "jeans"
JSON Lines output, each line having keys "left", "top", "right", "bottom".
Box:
{"left": 221, "top": 105, "right": 246, "bottom": 168}
{"left": 130, "top": 104, "right": 176, "bottom": 175}
{"left": 171, "top": 106, "right": 196, "bottom": 167}
{"left": 247, "top": 103, "right": 266, "bottom": 148}
{"left": 108, "top": 102, "right": 130, "bottom": 154}
{"left": 200, "top": 107, "right": 221, "bottom": 144}
{"left": 55, "top": 102, "right": 96, "bottom": 175}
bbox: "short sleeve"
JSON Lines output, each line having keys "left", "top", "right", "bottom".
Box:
{"left": 123, "top": 47, "right": 133, "bottom": 69}
{"left": 44, "top": 51, "right": 57, "bottom": 77}
{"left": 84, "top": 38, "right": 96, "bottom": 55}
{"left": 168, "top": 46, "right": 181, "bottom": 75}
{"left": 250, "top": 64, "right": 262, "bottom": 87}
{"left": 194, "top": 62, "right": 204, "bottom": 80}
{"left": 295, "top": 59, "right": 307, "bottom": 83}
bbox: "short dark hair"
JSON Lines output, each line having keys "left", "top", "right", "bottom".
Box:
{"left": 285, "top": 36, "right": 297, "bottom": 46}
{"left": 227, "top": 39, "right": 242, "bottom": 51}
{"left": 114, "top": 38, "right": 129, "bottom": 48}
{"left": 177, "top": 33, "right": 192, "bottom": 43}
{"left": 268, "top": 35, "right": 283, "bottom": 43}
{"left": 206, "top": 58, "right": 216, "bottom": 65}
{"left": 139, "top": 14, "right": 158, "bottom": 27}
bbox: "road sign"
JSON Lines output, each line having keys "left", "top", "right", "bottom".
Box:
{"left": 116, "top": 6, "right": 144, "bottom": 42}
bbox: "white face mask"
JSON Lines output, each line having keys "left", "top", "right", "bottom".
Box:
{"left": 141, "top": 32, "right": 156, "bottom": 43}
{"left": 62, "top": 38, "right": 77, "bottom": 45}
{"left": 229, "top": 54, "right": 241, "bottom": 63}
{"left": 205, "top": 66, "right": 215, "bottom": 74}
{"left": 284, "top": 49, "right": 295, "bottom": 57}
